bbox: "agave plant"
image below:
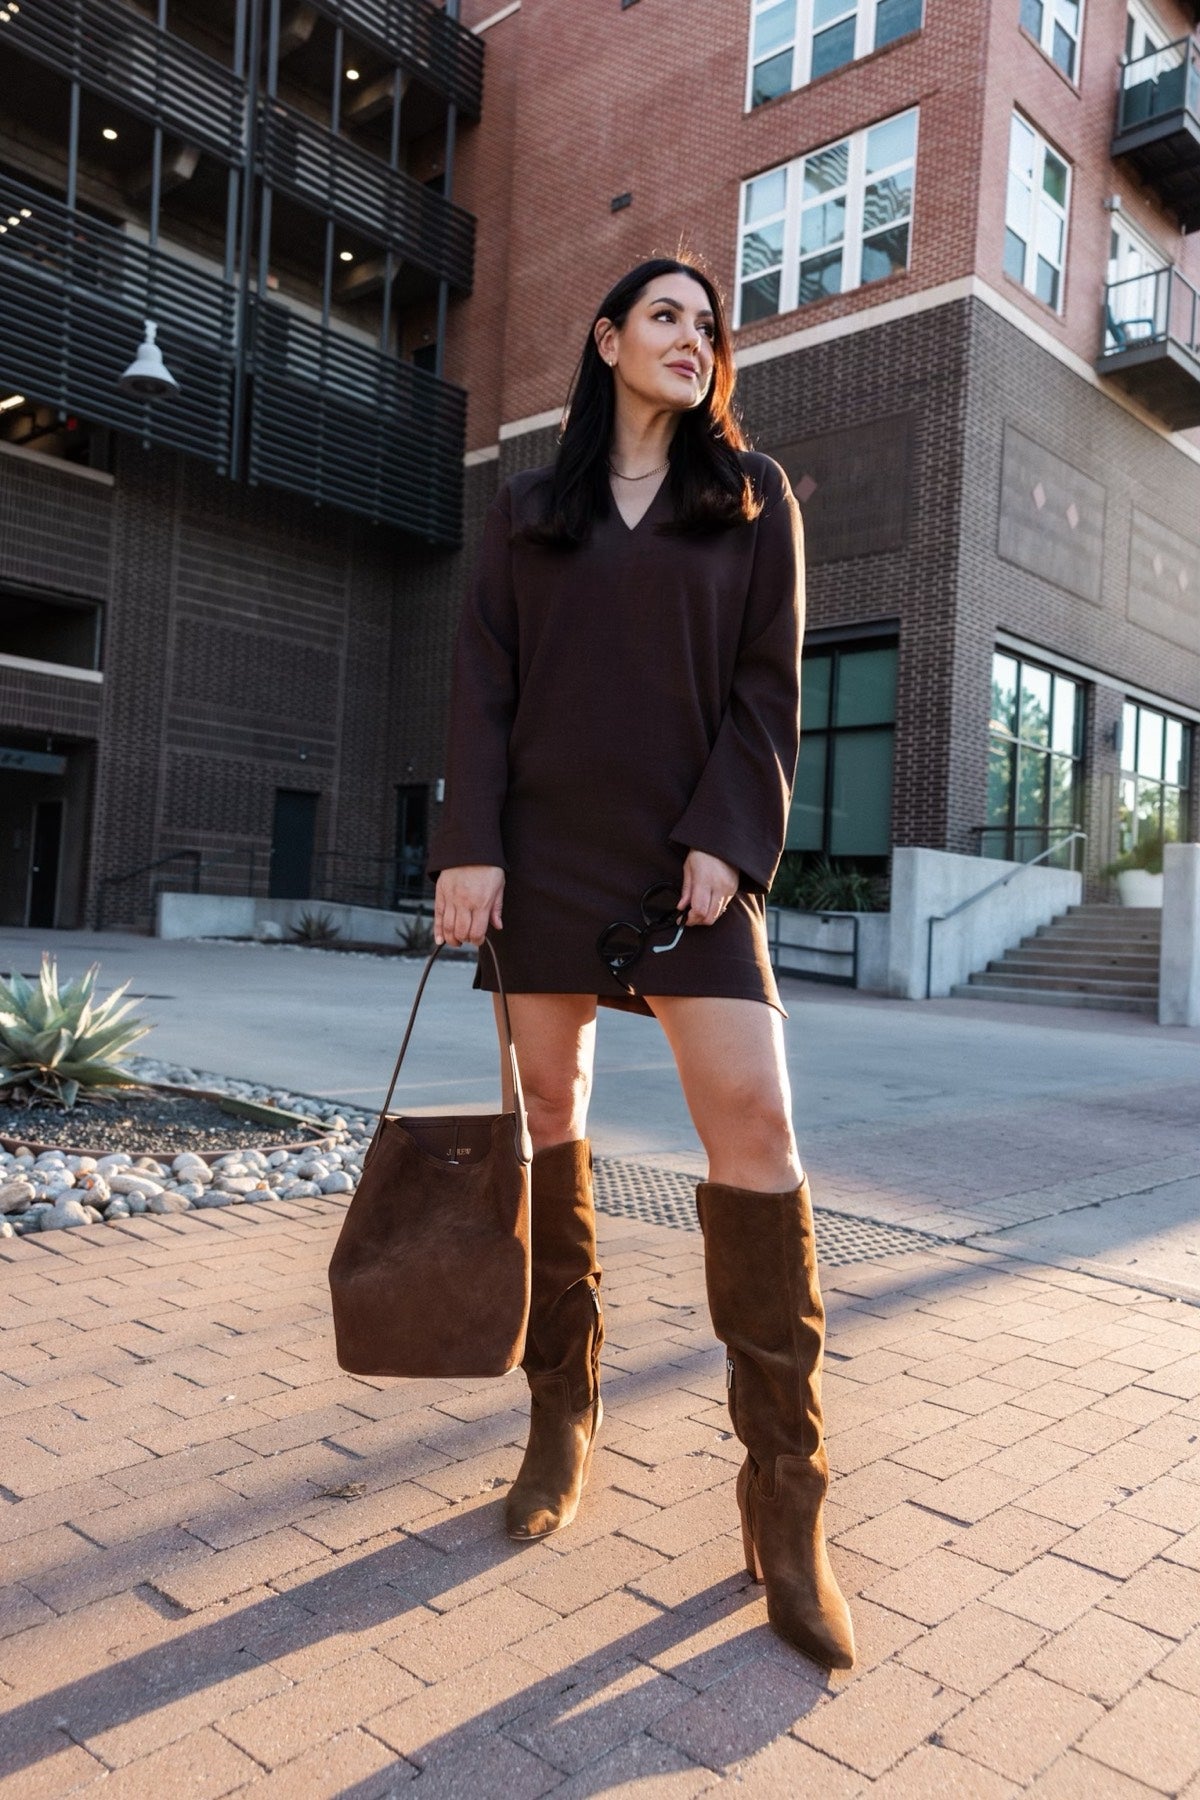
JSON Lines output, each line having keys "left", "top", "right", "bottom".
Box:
{"left": 0, "top": 954, "right": 152, "bottom": 1110}
{"left": 288, "top": 908, "right": 341, "bottom": 947}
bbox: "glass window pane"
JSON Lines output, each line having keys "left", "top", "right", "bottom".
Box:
{"left": 1035, "top": 256, "right": 1060, "bottom": 310}
{"left": 745, "top": 169, "right": 787, "bottom": 224}
{"left": 739, "top": 272, "right": 781, "bottom": 322}
{"left": 742, "top": 221, "right": 785, "bottom": 278}
{"left": 813, "top": 0, "right": 852, "bottom": 25}
{"left": 1019, "top": 663, "right": 1052, "bottom": 746}
{"left": 798, "top": 250, "right": 843, "bottom": 304}
{"left": 861, "top": 224, "right": 910, "bottom": 284}
{"left": 1137, "top": 779, "right": 1162, "bottom": 839}
{"left": 1052, "top": 22, "right": 1075, "bottom": 76}
{"left": 828, "top": 729, "right": 894, "bottom": 855}
{"left": 787, "top": 735, "right": 826, "bottom": 849}
{"left": 811, "top": 17, "right": 856, "bottom": 76}
{"left": 874, "top": 0, "right": 922, "bottom": 50}
{"left": 1121, "top": 701, "right": 1138, "bottom": 771}
{"left": 864, "top": 172, "right": 913, "bottom": 231}
{"left": 991, "top": 654, "right": 1019, "bottom": 736}
{"left": 1119, "top": 776, "right": 1137, "bottom": 853}
{"left": 1049, "top": 753, "right": 1075, "bottom": 824}
{"left": 1020, "top": 0, "right": 1044, "bottom": 36}
{"left": 802, "top": 653, "right": 832, "bottom": 729}
{"left": 1042, "top": 149, "right": 1068, "bottom": 207}
{"left": 804, "top": 140, "right": 850, "bottom": 199}
{"left": 799, "top": 196, "right": 845, "bottom": 255}
{"left": 1137, "top": 708, "right": 1163, "bottom": 777}
{"left": 754, "top": 0, "right": 795, "bottom": 58}
{"left": 751, "top": 49, "right": 793, "bottom": 106}
{"left": 1004, "top": 227, "right": 1027, "bottom": 284}
{"left": 1162, "top": 786, "right": 1182, "bottom": 842}
{"left": 866, "top": 111, "right": 917, "bottom": 175}
{"left": 1010, "top": 115, "right": 1036, "bottom": 181}
{"left": 988, "top": 739, "right": 1014, "bottom": 826}
{"left": 1036, "top": 199, "right": 1064, "bottom": 265}
{"left": 1051, "top": 676, "right": 1078, "bottom": 755}
{"left": 834, "top": 646, "right": 897, "bottom": 726}
{"left": 1164, "top": 717, "right": 1185, "bottom": 787}
{"left": 1016, "top": 747, "right": 1047, "bottom": 825}
{"left": 1006, "top": 169, "right": 1031, "bottom": 235}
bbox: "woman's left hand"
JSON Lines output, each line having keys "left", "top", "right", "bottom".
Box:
{"left": 680, "top": 850, "right": 739, "bottom": 927}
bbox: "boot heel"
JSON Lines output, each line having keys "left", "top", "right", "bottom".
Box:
{"left": 741, "top": 1512, "right": 763, "bottom": 1581}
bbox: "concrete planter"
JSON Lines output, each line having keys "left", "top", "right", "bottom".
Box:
{"left": 765, "top": 906, "right": 891, "bottom": 991}
{"left": 1117, "top": 870, "right": 1163, "bottom": 908}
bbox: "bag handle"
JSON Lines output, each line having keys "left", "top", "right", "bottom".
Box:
{"left": 363, "top": 939, "right": 532, "bottom": 1169}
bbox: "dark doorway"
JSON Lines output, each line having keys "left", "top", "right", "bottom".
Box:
{"left": 27, "top": 799, "right": 63, "bottom": 927}
{"left": 394, "top": 784, "right": 429, "bottom": 901}
{"left": 269, "top": 789, "right": 318, "bottom": 898}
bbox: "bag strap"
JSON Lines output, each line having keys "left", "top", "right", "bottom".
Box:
{"left": 363, "top": 939, "right": 532, "bottom": 1169}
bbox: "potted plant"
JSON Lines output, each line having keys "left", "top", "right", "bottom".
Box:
{"left": 1102, "top": 832, "right": 1166, "bottom": 907}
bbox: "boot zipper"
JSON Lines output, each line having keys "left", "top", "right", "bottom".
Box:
{"left": 726, "top": 1354, "right": 735, "bottom": 1391}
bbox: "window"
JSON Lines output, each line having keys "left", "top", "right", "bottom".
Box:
{"left": 738, "top": 110, "right": 917, "bottom": 325}
{"left": 1019, "top": 0, "right": 1083, "bottom": 81}
{"left": 985, "top": 652, "right": 1083, "bottom": 863}
{"left": 747, "top": 0, "right": 923, "bottom": 108}
{"left": 1104, "top": 217, "right": 1166, "bottom": 352}
{"left": 1120, "top": 701, "right": 1193, "bottom": 852}
{"left": 787, "top": 640, "right": 897, "bottom": 859}
{"left": 1004, "top": 113, "right": 1069, "bottom": 310}
{"left": 0, "top": 591, "right": 102, "bottom": 672}
{"left": 1125, "top": 0, "right": 1168, "bottom": 61}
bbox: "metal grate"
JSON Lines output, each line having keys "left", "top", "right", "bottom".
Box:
{"left": 593, "top": 1158, "right": 945, "bottom": 1266}
{"left": 309, "top": 0, "right": 485, "bottom": 119}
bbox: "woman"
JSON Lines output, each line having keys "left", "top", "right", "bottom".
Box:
{"left": 428, "top": 256, "right": 854, "bottom": 1672}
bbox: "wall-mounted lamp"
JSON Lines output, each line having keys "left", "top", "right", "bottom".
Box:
{"left": 118, "top": 321, "right": 180, "bottom": 399}
{"left": 1107, "top": 718, "right": 1123, "bottom": 755}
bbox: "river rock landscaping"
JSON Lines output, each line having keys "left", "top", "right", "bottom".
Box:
{"left": 0, "top": 1052, "right": 376, "bottom": 1239}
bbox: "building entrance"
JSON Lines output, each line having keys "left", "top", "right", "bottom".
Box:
{"left": 0, "top": 742, "right": 92, "bottom": 929}
{"left": 269, "top": 789, "right": 319, "bottom": 899}
{"left": 28, "top": 799, "right": 64, "bottom": 928}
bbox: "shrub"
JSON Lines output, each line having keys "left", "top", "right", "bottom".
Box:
{"left": 1102, "top": 832, "right": 1166, "bottom": 878}
{"left": 769, "top": 852, "right": 889, "bottom": 913}
{"left": 395, "top": 910, "right": 436, "bottom": 954}
{"left": 289, "top": 908, "right": 342, "bottom": 946}
{"left": 0, "top": 954, "right": 151, "bottom": 1110}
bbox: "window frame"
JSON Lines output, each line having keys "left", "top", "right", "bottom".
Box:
{"left": 787, "top": 637, "right": 899, "bottom": 862}
{"left": 736, "top": 108, "right": 919, "bottom": 328}
{"left": 1004, "top": 111, "right": 1071, "bottom": 313}
{"left": 1019, "top": 0, "right": 1085, "bottom": 83}
{"left": 745, "top": 0, "right": 924, "bottom": 110}
{"left": 1119, "top": 698, "right": 1193, "bottom": 853}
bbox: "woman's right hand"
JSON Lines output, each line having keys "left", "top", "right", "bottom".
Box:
{"left": 434, "top": 866, "right": 505, "bottom": 947}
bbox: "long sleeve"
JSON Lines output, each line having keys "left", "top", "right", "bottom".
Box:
{"left": 426, "top": 482, "right": 518, "bottom": 876}
{"left": 668, "top": 472, "right": 804, "bottom": 893}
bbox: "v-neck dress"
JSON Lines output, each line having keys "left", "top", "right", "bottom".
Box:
{"left": 426, "top": 449, "right": 805, "bottom": 1016}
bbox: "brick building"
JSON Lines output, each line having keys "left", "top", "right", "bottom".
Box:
{"left": 2, "top": 0, "right": 1199, "bottom": 929}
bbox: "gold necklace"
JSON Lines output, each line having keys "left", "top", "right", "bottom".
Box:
{"left": 607, "top": 457, "right": 669, "bottom": 481}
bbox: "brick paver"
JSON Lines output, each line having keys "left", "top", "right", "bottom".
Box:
{"left": 3, "top": 1194, "right": 1200, "bottom": 1795}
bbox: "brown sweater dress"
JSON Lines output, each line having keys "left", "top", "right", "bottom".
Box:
{"left": 426, "top": 449, "right": 804, "bottom": 1017}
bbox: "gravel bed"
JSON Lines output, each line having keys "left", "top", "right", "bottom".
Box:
{"left": 0, "top": 1054, "right": 376, "bottom": 1241}
{"left": 0, "top": 1090, "right": 320, "bottom": 1157}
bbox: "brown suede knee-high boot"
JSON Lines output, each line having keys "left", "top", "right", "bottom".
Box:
{"left": 506, "top": 1139, "right": 603, "bottom": 1540}
{"left": 696, "top": 1175, "right": 855, "bottom": 1671}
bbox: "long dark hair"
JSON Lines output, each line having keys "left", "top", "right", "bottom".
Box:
{"left": 520, "top": 257, "right": 763, "bottom": 547}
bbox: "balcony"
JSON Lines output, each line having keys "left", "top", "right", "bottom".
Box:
{"left": 247, "top": 301, "right": 465, "bottom": 545}
{"left": 0, "top": 0, "right": 247, "bottom": 165}
{"left": 309, "top": 0, "right": 483, "bottom": 120}
{"left": 0, "top": 173, "right": 237, "bottom": 468}
{"left": 259, "top": 100, "right": 474, "bottom": 292}
{"left": 1097, "top": 266, "right": 1200, "bottom": 429}
{"left": 1112, "top": 37, "right": 1200, "bottom": 231}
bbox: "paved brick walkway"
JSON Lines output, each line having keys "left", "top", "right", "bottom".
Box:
{"left": 3, "top": 1192, "right": 1200, "bottom": 1797}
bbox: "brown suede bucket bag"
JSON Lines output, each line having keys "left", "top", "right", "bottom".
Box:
{"left": 328, "top": 940, "right": 532, "bottom": 1379}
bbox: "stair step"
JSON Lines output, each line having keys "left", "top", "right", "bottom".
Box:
{"left": 951, "top": 984, "right": 1158, "bottom": 1014}
{"left": 1034, "top": 928, "right": 1161, "bottom": 947}
{"left": 1014, "top": 939, "right": 1159, "bottom": 960}
{"left": 968, "top": 969, "right": 1158, "bottom": 997}
{"left": 996, "top": 956, "right": 1159, "bottom": 980}
{"left": 1066, "top": 904, "right": 1161, "bottom": 917}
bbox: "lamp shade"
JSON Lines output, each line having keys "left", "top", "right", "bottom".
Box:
{"left": 118, "top": 321, "right": 180, "bottom": 399}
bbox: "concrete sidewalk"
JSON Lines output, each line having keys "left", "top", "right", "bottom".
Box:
{"left": 2, "top": 929, "right": 1200, "bottom": 1795}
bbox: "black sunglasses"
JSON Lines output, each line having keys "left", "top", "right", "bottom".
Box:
{"left": 596, "top": 883, "right": 686, "bottom": 991}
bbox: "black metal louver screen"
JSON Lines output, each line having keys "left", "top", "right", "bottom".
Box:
{"left": 0, "top": 176, "right": 237, "bottom": 469}
{"left": 247, "top": 300, "right": 465, "bottom": 545}
{"left": 308, "top": 0, "right": 484, "bottom": 118}
{"left": 259, "top": 100, "right": 475, "bottom": 292}
{"left": 0, "top": 0, "right": 247, "bottom": 164}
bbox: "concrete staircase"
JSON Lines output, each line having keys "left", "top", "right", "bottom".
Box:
{"left": 952, "top": 904, "right": 1161, "bottom": 1014}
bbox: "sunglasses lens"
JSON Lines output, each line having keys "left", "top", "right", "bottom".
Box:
{"left": 642, "top": 884, "right": 682, "bottom": 926}
{"left": 598, "top": 922, "right": 641, "bottom": 968}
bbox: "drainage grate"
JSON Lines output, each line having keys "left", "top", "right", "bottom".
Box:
{"left": 593, "top": 1157, "right": 944, "bottom": 1266}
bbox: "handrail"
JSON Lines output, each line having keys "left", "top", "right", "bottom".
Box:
{"left": 97, "top": 850, "right": 201, "bottom": 930}
{"left": 925, "top": 832, "right": 1087, "bottom": 999}
{"left": 767, "top": 906, "right": 860, "bottom": 988}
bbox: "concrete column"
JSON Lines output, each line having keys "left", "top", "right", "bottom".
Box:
{"left": 1159, "top": 843, "right": 1200, "bottom": 1028}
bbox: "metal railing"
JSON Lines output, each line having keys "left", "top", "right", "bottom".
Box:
{"left": 309, "top": 0, "right": 484, "bottom": 117}
{"left": 96, "top": 847, "right": 262, "bottom": 930}
{"left": 927, "top": 831, "right": 1087, "bottom": 999}
{"left": 1117, "top": 35, "right": 1200, "bottom": 136}
{"left": 0, "top": 174, "right": 238, "bottom": 470}
{"left": 310, "top": 851, "right": 431, "bottom": 911}
{"left": 248, "top": 298, "right": 465, "bottom": 542}
{"left": 0, "top": 0, "right": 247, "bottom": 164}
{"left": 971, "top": 822, "right": 1087, "bottom": 869}
{"left": 767, "top": 908, "right": 861, "bottom": 988}
{"left": 259, "top": 99, "right": 475, "bottom": 291}
{"left": 1101, "top": 265, "right": 1200, "bottom": 358}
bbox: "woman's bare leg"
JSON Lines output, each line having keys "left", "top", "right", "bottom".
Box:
{"left": 645, "top": 995, "right": 800, "bottom": 1189}
{"left": 493, "top": 992, "right": 598, "bottom": 1149}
